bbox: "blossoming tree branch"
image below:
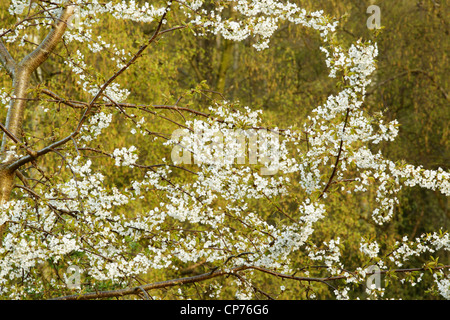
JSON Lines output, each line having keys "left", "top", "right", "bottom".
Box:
{"left": 0, "top": 0, "right": 448, "bottom": 300}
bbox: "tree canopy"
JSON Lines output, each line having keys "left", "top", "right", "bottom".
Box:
{"left": 0, "top": 0, "right": 448, "bottom": 300}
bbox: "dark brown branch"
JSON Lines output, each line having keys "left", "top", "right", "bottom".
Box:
{"left": 51, "top": 264, "right": 450, "bottom": 300}
{"left": 40, "top": 89, "right": 87, "bottom": 108}
{"left": 51, "top": 265, "right": 250, "bottom": 300}
{"left": 319, "top": 107, "right": 351, "bottom": 199}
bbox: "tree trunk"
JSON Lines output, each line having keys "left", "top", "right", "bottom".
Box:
{"left": 0, "top": 4, "right": 75, "bottom": 244}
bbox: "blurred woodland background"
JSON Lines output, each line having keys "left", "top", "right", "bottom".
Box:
{"left": 0, "top": 0, "right": 448, "bottom": 299}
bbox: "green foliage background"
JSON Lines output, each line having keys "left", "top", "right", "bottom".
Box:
{"left": 0, "top": 0, "right": 448, "bottom": 299}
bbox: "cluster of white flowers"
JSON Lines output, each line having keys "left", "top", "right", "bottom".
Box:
{"left": 1, "top": 145, "right": 21, "bottom": 163}
{"left": 334, "top": 287, "right": 350, "bottom": 300}
{"left": 112, "top": 146, "right": 138, "bottom": 167}
{"left": 434, "top": 273, "right": 450, "bottom": 300}
{"left": 305, "top": 237, "right": 342, "bottom": 276}
{"left": 166, "top": 103, "right": 291, "bottom": 176}
{"left": 63, "top": 50, "right": 130, "bottom": 104}
{"left": 359, "top": 238, "right": 380, "bottom": 259}
{"left": 79, "top": 111, "right": 113, "bottom": 144}
{"left": 0, "top": 88, "right": 11, "bottom": 108}
{"left": 393, "top": 164, "right": 450, "bottom": 196}
{"left": 7, "top": 0, "right": 30, "bottom": 15}
{"left": 177, "top": 0, "right": 337, "bottom": 51}
{"left": 388, "top": 233, "right": 450, "bottom": 268}
{"left": 1, "top": 0, "right": 449, "bottom": 300}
